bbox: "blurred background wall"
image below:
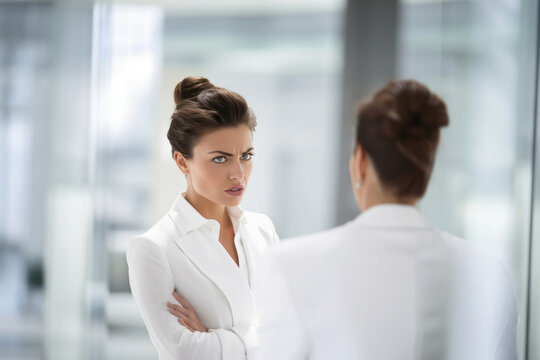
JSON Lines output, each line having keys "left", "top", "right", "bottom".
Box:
{"left": 1, "top": 0, "right": 540, "bottom": 359}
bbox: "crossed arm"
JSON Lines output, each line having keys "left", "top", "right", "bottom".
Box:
{"left": 127, "top": 237, "right": 247, "bottom": 360}
{"left": 167, "top": 291, "right": 207, "bottom": 333}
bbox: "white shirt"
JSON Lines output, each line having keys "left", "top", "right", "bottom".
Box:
{"left": 232, "top": 217, "right": 251, "bottom": 287}
{"left": 127, "top": 194, "right": 279, "bottom": 360}
{"left": 256, "top": 204, "right": 518, "bottom": 360}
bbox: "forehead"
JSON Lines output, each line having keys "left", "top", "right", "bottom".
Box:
{"left": 195, "top": 125, "right": 253, "bottom": 152}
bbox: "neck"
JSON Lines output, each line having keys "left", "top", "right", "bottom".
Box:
{"left": 184, "top": 187, "right": 231, "bottom": 227}
{"left": 360, "top": 183, "right": 417, "bottom": 212}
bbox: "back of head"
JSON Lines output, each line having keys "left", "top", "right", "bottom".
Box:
{"left": 167, "top": 76, "right": 257, "bottom": 158}
{"left": 356, "top": 80, "right": 449, "bottom": 199}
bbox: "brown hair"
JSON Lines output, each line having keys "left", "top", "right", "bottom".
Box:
{"left": 167, "top": 76, "right": 257, "bottom": 159}
{"left": 355, "top": 80, "right": 449, "bottom": 199}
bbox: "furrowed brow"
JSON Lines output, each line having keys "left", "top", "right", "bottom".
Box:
{"left": 207, "top": 150, "right": 233, "bottom": 156}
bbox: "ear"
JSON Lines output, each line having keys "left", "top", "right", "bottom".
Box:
{"left": 174, "top": 151, "right": 190, "bottom": 175}
{"left": 354, "top": 145, "right": 368, "bottom": 182}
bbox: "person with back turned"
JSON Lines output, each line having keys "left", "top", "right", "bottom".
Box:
{"left": 256, "top": 80, "right": 518, "bottom": 360}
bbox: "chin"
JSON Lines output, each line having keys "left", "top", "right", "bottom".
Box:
{"left": 222, "top": 195, "right": 243, "bottom": 207}
{"left": 227, "top": 197, "right": 243, "bottom": 207}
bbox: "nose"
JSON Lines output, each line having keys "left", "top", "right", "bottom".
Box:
{"left": 229, "top": 159, "right": 244, "bottom": 181}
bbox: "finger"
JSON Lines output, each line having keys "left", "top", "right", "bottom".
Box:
{"left": 192, "top": 321, "right": 207, "bottom": 333}
{"left": 169, "top": 308, "right": 196, "bottom": 332}
{"left": 177, "top": 317, "right": 195, "bottom": 333}
{"left": 168, "top": 305, "right": 201, "bottom": 330}
{"left": 167, "top": 305, "right": 190, "bottom": 321}
{"left": 167, "top": 303, "right": 192, "bottom": 318}
{"left": 172, "top": 292, "right": 193, "bottom": 311}
{"left": 167, "top": 302, "right": 197, "bottom": 332}
{"left": 168, "top": 300, "right": 206, "bottom": 332}
{"left": 167, "top": 307, "right": 183, "bottom": 320}
{"left": 172, "top": 291, "right": 194, "bottom": 310}
{"left": 186, "top": 315, "right": 204, "bottom": 330}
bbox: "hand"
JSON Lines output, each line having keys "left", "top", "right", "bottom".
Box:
{"left": 167, "top": 291, "right": 208, "bottom": 333}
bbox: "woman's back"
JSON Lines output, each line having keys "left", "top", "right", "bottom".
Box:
{"left": 258, "top": 80, "right": 517, "bottom": 359}
{"left": 258, "top": 204, "right": 517, "bottom": 360}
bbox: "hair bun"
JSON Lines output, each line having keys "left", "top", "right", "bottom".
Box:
{"left": 174, "top": 76, "right": 215, "bottom": 106}
{"left": 355, "top": 79, "right": 449, "bottom": 199}
{"left": 381, "top": 80, "right": 449, "bottom": 141}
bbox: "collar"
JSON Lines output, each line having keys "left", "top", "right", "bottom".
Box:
{"left": 167, "top": 192, "right": 248, "bottom": 236}
{"left": 352, "top": 203, "right": 431, "bottom": 229}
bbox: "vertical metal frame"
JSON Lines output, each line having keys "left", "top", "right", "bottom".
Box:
{"left": 527, "top": 0, "right": 540, "bottom": 357}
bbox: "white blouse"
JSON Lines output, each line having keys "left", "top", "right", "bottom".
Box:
{"left": 127, "top": 193, "right": 279, "bottom": 360}
{"left": 234, "top": 228, "right": 251, "bottom": 287}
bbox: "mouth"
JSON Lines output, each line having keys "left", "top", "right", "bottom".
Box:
{"left": 225, "top": 186, "right": 245, "bottom": 197}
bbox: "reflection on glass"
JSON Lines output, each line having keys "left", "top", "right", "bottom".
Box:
{"left": 398, "top": 1, "right": 538, "bottom": 358}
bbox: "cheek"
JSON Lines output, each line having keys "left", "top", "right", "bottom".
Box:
{"left": 244, "top": 162, "right": 253, "bottom": 182}
{"left": 191, "top": 163, "right": 226, "bottom": 189}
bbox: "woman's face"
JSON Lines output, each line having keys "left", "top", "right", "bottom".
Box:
{"left": 183, "top": 124, "right": 254, "bottom": 208}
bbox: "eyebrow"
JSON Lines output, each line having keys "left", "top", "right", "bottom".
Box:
{"left": 207, "top": 148, "right": 254, "bottom": 156}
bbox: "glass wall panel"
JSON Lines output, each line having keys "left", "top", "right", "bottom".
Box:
{"left": 398, "top": 0, "right": 539, "bottom": 358}
{"left": 0, "top": 1, "right": 101, "bottom": 359}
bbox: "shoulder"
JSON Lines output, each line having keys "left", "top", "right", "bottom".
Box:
{"left": 438, "top": 231, "right": 515, "bottom": 294}
{"left": 439, "top": 231, "right": 508, "bottom": 269}
{"left": 134, "top": 212, "right": 179, "bottom": 247}
{"left": 270, "top": 222, "right": 348, "bottom": 268}
{"left": 244, "top": 211, "right": 273, "bottom": 228}
{"left": 126, "top": 232, "right": 175, "bottom": 285}
{"left": 243, "top": 211, "right": 279, "bottom": 246}
{"left": 126, "top": 235, "right": 166, "bottom": 266}
{"left": 126, "top": 215, "right": 175, "bottom": 265}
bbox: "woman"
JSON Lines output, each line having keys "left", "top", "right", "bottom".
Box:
{"left": 127, "top": 76, "right": 279, "bottom": 360}
{"left": 256, "top": 80, "right": 518, "bottom": 360}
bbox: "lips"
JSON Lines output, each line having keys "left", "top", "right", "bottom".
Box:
{"left": 225, "top": 186, "right": 244, "bottom": 197}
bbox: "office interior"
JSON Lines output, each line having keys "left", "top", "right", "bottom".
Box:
{"left": 1, "top": 0, "right": 540, "bottom": 359}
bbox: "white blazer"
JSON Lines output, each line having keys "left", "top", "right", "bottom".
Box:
{"left": 126, "top": 194, "right": 279, "bottom": 360}
{"left": 256, "top": 204, "right": 518, "bottom": 360}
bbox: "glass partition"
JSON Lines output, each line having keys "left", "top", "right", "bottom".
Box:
{"left": 397, "top": 0, "right": 539, "bottom": 358}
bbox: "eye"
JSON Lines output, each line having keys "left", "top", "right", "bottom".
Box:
{"left": 212, "top": 156, "right": 227, "bottom": 163}
{"left": 240, "top": 153, "right": 253, "bottom": 161}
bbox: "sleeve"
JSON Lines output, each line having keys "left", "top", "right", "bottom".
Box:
{"left": 126, "top": 237, "right": 247, "bottom": 360}
{"left": 255, "top": 250, "right": 310, "bottom": 360}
